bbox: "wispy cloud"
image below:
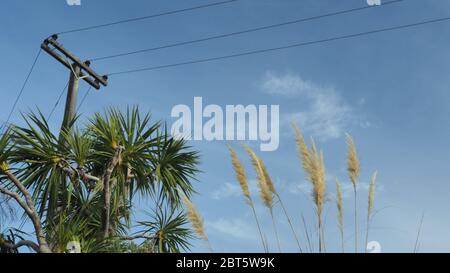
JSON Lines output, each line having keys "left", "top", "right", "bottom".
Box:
{"left": 289, "top": 180, "right": 384, "bottom": 200}
{"left": 288, "top": 181, "right": 313, "bottom": 196}
{"left": 206, "top": 218, "right": 258, "bottom": 241}
{"left": 262, "top": 72, "right": 316, "bottom": 97}
{"left": 262, "top": 72, "right": 362, "bottom": 140}
{"left": 211, "top": 179, "right": 261, "bottom": 201}
{"left": 211, "top": 182, "right": 243, "bottom": 200}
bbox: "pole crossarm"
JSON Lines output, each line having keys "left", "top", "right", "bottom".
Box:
{"left": 41, "top": 35, "right": 108, "bottom": 90}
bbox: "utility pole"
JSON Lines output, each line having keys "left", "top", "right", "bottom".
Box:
{"left": 62, "top": 65, "right": 80, "bottom": 131}
{"left": 41, "top": 35, "right": 108, "bottom": 132}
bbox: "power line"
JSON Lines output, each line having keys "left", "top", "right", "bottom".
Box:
{"left": 47, "top": 82, "right": 69, "bottom": 121}
{"left": 0, "top": 120, "right": 13, "bottom": 133}
{"left": 108, "top": 16, "right": 450, "bottom": 76}
{"left": 1, "top": 49, "right": 42, "bottom": 132}
{"left": 57, "top": 0, "right": 241, "bottom": 35}
{"left": 90, "top": 0, "right": 405, "bottom": 62}
{"left": 77, "top": 86, "right": 93, "bottom": 112}
{"left": 48, "top": 84, "right": 91, "bottom": 123}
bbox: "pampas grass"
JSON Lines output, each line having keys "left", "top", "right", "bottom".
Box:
{"left": 414, "top": 212, "right": 425, "bottom": 253}
{"left": 365, "top": 171, "right": 377, "bottom": 252}
{"left": 258, "top": 151, "right": 303, "bottom": 252}
{"left": 227, "top": 145, "right": 268, "bottom": 252}
{"left": 228, "top": 145, "right": 251, "bottom": 202}
{"left": 222, "top": 127, "right": 380, "bottom": 253}
{"left": 243, "top": 145, "right": 281, "bottom": 252}
{"left": 301, "top": 214, "right": 314, "bottom": 252}
{"left": 368, "top": 172, "right": 377, "bottom": 218}
{"left": 346, "top": 134, "right": 360, "bottom": 253}
{"left": 336, "top": 179, "right": 344, "bottom": 253}
{"left": 243, "top": 145, "right": 273, "bottom": 209}
{"left": 181, "top": 193, "right": 213, "bottom": 252}
{"left": 347, "top": 134, "right": 360, "bottom": 189}
{"left": 228, "top": 144, "right": 302, "bottom": 252}
{"left": 294, "top": 126, "right": 326, "bottom": 252}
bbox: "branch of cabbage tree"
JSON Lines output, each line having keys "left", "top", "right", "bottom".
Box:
{"left": 0, "top": 171, "right": 52, "bottom": 253}
{"left": 0, "top": 239, "right": 40, "bottom": 253}
{"left": 0, "top": 185, "right": 32, "bottom": 216}
{"left": 119, "top": 234, "right": 158, "bottom": 241}
{"left": 101, "top": 146, "right": 124, "bottom": 239}
{"left": 59, "top": 159, "right": 100, "bottom": 182}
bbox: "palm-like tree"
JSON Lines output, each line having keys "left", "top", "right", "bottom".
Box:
{"left": 0, "top": 128, "right": 52, "bottom": 253}
{"left": 0, "top": 107, "right": 200, "bottom": 253}
{"left": 136, "top": 205, "right": 194, "bottom": 253}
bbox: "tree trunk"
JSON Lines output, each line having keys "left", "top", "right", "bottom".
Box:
{"left": 101, "top": 147, "right": 123, "bottom": 240}
{"left": 2, "top": 171, "right": 52, "bottom": 253}
{"left": 3, "top": 240, "right": 40, "bottom": 252}
{"left": 101, "top": 173, "right": 112, "bottom": 239}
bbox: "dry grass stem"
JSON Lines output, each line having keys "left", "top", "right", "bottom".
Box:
{"left": 243, "top": 145, "right": 273, "bottom": 209}
{"left": 365, "top": 171, "right": 377, "bottom": 252}
{"left": 293, "top": 126, "right": 326, "bottom": 252}
{"left": 227, "top": 145, "right": 251, "bottom": 202}
{"left": 294, "top": 127, "right": 326, "bottom": 215}
{"left": 243, "top": 145, "right": 282, "bottom": 252}
{"left": 227, "top": 145, "right": 268, "bottom": 252}
{"left": 336, "top": 179, "right": 344, "bottom": 252}
{"left": 181, "top": 193, "right": 212, "bottom": 252}
{"left": 346, "top": 134, "right": 360, "bottom": 190}
{"left": 346, "top": 133, "right": 360, "bottom": 253}
{"left": 368, "top": 172, "right": 377, "bottom": 217}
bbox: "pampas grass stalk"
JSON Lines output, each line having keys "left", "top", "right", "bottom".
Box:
{"left": 294, "top": 126, "right": 326, "bottom": 253}
{"left": 269, "top": 210, "right": 280, "bottom": 252}
{"left": 365, "top": 172, "right": 377, "bottom": 253}
{"left": 243, "top": 145, "right": 273, "bottom": 208}
{"left": 413, "top": 212, "right": 425, "bottom": 253}
{"left": 259, "top": 155, "right": 303, "bottom": 253}
{"left": 257, "top": 158, "right": 282, "bottom": 253}
{"left": 243, "top": 145, "right": 282, "bottom": 252}
{"left": 274, "top": 193, "right": 303, "bottom": 252}
{"left": 181, "top": 193, "right": 213, "bottom": 252}
{"left": 346, "top": 134, "right": 360, "bottom": 253}
{"left": 336, "top": 179, "right": 344, "bottom": 253}
{"left": 301, "top": 214, "right": 313, "bottom": 252}
{"left": 227, "top": 145, "right": 268, "bottom": 252}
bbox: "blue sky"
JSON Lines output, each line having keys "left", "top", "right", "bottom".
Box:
{"left": 2, "top": 0, "right": 450, "bottom": 253}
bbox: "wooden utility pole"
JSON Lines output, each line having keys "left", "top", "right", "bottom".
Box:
{"left": 61, "top": 65, "right": 80, "bottom": 131}
{"left": 41, "top": 35, "right": 108, "bottom": 132}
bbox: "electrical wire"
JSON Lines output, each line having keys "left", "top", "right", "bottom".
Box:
{"left": 47, "top": 82, "right": 69, "bottom": 122}
{"left": 57, "top": 0, "right": 241, "bottom": 35}
{"left": 108, "top": 16, "right": 450, "bottom": 76}
{"left": 90, "top": 0, "right": 405, "bottom": 62}
{"left": 1, "top": 49, "right": 42, "bottom": 132}
{"left": 77, "top": 86, "right": 93, "bottom": 112}
{"left": 47, "top": 84, "right": 91, "bottom": 123}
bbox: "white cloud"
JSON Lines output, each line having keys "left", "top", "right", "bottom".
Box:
{"left": 339, "top": 181, "right": 370, "bottom": 199}
{"left": 288, "top": 181, "right": 312, "bottom": 196}
{"left": 262, "top": 72, "right": 315, "bottom": 97}
{"left": 289, "top": 180, "right": 384, "bottom": 200}
{"left": 206, "top": 218, "right": 258, "bottom": 241}
{"left": 211, "top": 180, "right": 260, "bottom": 200}
{"left": 210, "top": 182, "right": 243, "bottom": 200}
{"left": 262, "top": 72, "right": 361, "bottom": 140}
